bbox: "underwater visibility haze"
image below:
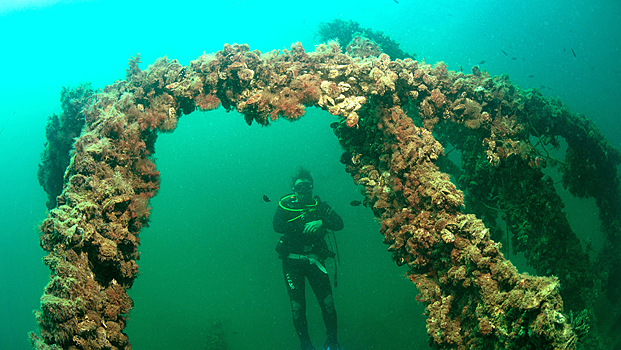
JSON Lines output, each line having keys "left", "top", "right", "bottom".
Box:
{"left": 1, "top": 0, "right": 620, "bottom": 349}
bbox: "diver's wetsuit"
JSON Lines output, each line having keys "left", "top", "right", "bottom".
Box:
{"left": 273, "top": 194, "right": 344, "bottom": 350}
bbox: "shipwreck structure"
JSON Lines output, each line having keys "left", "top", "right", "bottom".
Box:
{"left": 31, "top": 41, "right": 621, "bottom": 349}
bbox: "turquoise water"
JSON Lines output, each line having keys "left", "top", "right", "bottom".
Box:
{"left": 1, "top": 0, "right": 619, "bottom": 349}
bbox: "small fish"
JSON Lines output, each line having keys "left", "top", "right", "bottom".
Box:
{"left": 571, "top": 48, "right": 576, "bottom": 58}
{"left": 330, "top": 121, "right": 339, "bottom": 129}
{"left": 527, "top": 75, "right": 535, "bottom": 78}
{"left": 393, "top": 0, "right": 399, "bottom": 3}
{"left": 459, "top": 65, "right": 463, "bottom": 72}
{"left": 479, "top": 60, "right": 486, "bottom": 64}
{"left": 350, "top": 200, "right": 363, "bottom": 207}
{"left": 511, "top": 57, "right": 517, "bottom": 61}
{"left": 262, "top": 195, "right": 271, "bottom": 202}
{"left": 501, "top": 50, "right": 508, "bottom": 56}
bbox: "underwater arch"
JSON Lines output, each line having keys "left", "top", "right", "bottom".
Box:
{"left": 31, "top": 42, "right": 621, "bottom": 349}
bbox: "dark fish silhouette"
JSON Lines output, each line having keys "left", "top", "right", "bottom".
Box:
{"left": 479, "top": 60, "right": 486, "bottom": 64}
{"left": 262, "top": 195, "right": 271, "bottom": 202}
{"left": 511, "top": 57, "right": 517, "bottom": 60}
{"left": 330, "top": 121, "right": 339, "bottom": 129}
{"left": 527, "top": 75, "right": 535, "bottom": 78}
{"left": 571, "top": 48, "right": 576, "bottom": 58}
{"left": 350, "top": 200, "right": 363, "bottom": 207}
{"left": 501, "top": 50, "right": 508, "bottom": 56}
{"left": 393, "top": 0, "right": 399, "bottom": 3}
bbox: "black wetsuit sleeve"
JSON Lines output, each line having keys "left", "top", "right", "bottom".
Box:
{"left": 273, "top": 206, "right": 303, "bottom": 235}
{"left": 319, "top": 201, "right": 344, "bottom": 231}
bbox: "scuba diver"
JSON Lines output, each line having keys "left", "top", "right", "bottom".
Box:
{"left": 273, "top": 168, "right": 344, "bottom": 350}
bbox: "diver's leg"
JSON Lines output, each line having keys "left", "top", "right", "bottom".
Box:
{"left": 308, "top": 261, "right": 337, "bottom": 348}
{"left": 283, "top": 259, "right": 313, "bottom": 349}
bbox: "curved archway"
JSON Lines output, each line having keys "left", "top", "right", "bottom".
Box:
{"left": 123, "top": 108, "right": 426, "bottom": 349}
{"left": 30, "top": 42, "right": 621, "bottom": 349}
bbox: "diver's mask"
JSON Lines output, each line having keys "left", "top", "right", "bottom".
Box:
{"left": 293, "top": 181, "right": 313, "bottom": 194}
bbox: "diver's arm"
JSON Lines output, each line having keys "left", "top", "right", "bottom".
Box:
{"left": 320, "top": 202, "right": 344, "bottom": 231}
{"left": 273, "top": 206, "right": 303, "bottom": 234}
